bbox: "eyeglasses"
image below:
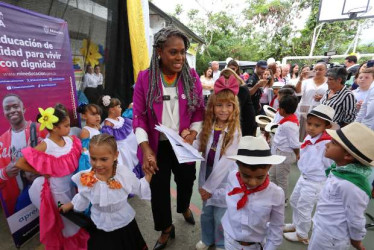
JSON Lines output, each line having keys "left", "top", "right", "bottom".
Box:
{"left": 314, "top": 68, "right": 326, "bottom": 71}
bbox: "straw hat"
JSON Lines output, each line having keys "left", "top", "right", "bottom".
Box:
{"left": 255, "top": 115, "right": 273, "bottom": 128}
{"left": 272, "top": 82, "right": 284, "bottom": 89}
{"left": 263, "top": 105, "right": 277, "bottom": 118}
{"left": 306, "top": 104, "right": 339, "bottom": 130}
{"left": 326, "top": 122, "right": 374, "bottom": 166}
{"left": 265, "top": 123, "right": 278, "bottom": 134}
{"left": 228, "top": 136, "right": 285, "bottom": 165}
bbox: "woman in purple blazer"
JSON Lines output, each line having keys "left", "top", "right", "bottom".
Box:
{"left": 133, "top": 27, "right": 204, "bottom": 249}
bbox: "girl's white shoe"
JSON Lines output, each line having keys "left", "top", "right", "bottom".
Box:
{"left": 195, "top": 240, "right": 209, "bottom": 250}
{"left": 283, "top": 223, "right": 296, "bottom": 232}
{"left": 283, "top": 232, "right": 309, "bottom": 244}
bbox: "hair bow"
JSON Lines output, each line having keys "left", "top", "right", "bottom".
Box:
{"left": 214, "top": 75, "right": 239, "bottom": 95}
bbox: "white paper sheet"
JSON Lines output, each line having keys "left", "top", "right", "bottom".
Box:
{"left": 155, "top": 124, "right": 204, "bottom": 163}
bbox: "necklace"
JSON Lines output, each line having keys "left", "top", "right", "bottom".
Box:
{"left": 215, "top": 122, "right": 227, "bottom": 130}
{"left": 80, "top": 164, "right": 122, "bottom": 189}
{"left": 161, "top": 72, "right": 178, "bottom": 87}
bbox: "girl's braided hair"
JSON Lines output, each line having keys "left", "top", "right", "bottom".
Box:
{"left": 147, "top": 26, "right": 200, "bottom": 116}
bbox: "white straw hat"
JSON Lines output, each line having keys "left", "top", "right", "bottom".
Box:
{"left": 326, "top": 122, "right": 374, "bottom": 166}
{"left": 272, "top": 82, "right": 284, "bottom": 89}
{"left": 255, "top": 115, "right": 273, "bottom": 129}
{"left": 307, "top": 104, "right": 339, "bottom": 130}
{"left": 263, "top": 105, "right": 277, "bottom": 118}
{"left": 228, "top": 136, "right": 286, "bottom": 165}
{"left": 265, "top": 123, "right": 278, "bottom": 134}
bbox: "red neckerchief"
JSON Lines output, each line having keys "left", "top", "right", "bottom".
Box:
{"left": 270, "top": 95, "right": 277, "bottom": 107}
{"left": 301, "top": 131, "right": 331, "bottom": 149}
{"left": 279, "top": 114, "right": 299, "bottom": 126}
{"left": 228, "top": 172, "right": 270, "bottom": 210}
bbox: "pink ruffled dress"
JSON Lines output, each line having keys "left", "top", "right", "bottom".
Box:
{"left": 22, "top": 136, "right": 89, "bottom": 250}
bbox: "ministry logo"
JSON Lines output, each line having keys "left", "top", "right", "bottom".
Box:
{"left": 43, "top": 25, "right": 50, "bottom": 34}
{"left": 43, "top": 25, "right": 63, "bottom": 35}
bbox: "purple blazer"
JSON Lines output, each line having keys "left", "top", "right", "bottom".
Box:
{"left": 133, "top": 68, "right": 205, "bottom": 158}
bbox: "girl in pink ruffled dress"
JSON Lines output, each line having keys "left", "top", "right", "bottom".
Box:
{"left": 15, "top": 104, "right": 89, "bottom": 250}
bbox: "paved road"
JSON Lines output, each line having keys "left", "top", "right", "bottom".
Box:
{"left": 1, "top": 163, "right": 374, "bottom": 249}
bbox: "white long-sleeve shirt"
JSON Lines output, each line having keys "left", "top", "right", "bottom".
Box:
{"left": 222, "top": 170, "right": 285, "bottom": 250}
{"left": 71, "top": 166, "right": 150, "bottom": 232}
{"left": 313, "top": 174, "right": 369, "bottom": 241}
{"left": 298, "top": 133, "right": 333, "bottom": 182}
{"left": 83, "top": 73, "right": 98, "bottom": 88}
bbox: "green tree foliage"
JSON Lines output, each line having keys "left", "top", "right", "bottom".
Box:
{"left": 184, "top": 0, "right": 373, "bottom": 74}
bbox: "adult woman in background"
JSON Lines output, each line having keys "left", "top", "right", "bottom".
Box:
{"left": 259, "top": 68, "right": 274, "bottom": 107}
{"left": 226, "top": 61, "right": 257, "bottom": 136}
{"left": 200, "top": 67, "right": 214, "bottom": 104}
{"left": 267, "top": 63, "right": 277, "bottom": 81}
{"left": 290, "top": 64, "right": 299, "bottom": 80}
{"left": 321, "top": 67, "right": 356, "bottom": 127}
{"left": 133, "top": 27, "right": 204, "bottom": 250}
{"left": 93, "top": 65, "right": 104, "bottom": 97}
{"left": 83, "top": 64, "right": 101, "bottom": 104}
{"left": 296, "top": 62, "right": 328, "bottom": 140}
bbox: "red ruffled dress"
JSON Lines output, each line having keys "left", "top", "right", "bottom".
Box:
{"left": 22, "top": 136, "right": 89, "bottom": 250}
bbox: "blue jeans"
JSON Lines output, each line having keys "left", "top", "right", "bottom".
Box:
{"left": 201, "top": 202, "right": 226, "bottom": 248}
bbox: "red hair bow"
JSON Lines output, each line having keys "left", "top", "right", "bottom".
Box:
{"left": 214, "top": 75, "right": 239, "bottom": 95}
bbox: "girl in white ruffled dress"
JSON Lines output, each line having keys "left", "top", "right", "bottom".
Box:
{"left": 100, "top": 95, "right": 142, "bottom": 178}
{"left": 60, "top": 134, "right": 152, "bottom": 250}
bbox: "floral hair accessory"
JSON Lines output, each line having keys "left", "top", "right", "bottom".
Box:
{"left": 38, "top": 107, "right": 59, "bottom": 131}
{"left": 102, "top": 95, "right": 111, "bottom": 107}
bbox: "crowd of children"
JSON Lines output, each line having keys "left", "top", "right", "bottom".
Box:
{"left": 4, "top": 48, "right": 374, "bottom": 250}
{"left": 11, "top": 70, "right": 374, "bottom": 250}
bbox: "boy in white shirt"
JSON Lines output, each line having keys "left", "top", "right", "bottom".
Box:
{"left": 222, "top": 136, "right": 286, "bottom": 250}
{"left": 283, "top": 104, "right": 338, "bottom": 244}
{"left": 272, "top": 87, "right": 296, "bottom": 123}
{"left": 270, "top": 95, "right": 300, "bottom": 203}
{"left": 309, "top": 122, "right": 374, "bottom": 250}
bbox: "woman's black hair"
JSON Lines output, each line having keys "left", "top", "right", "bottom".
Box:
{"left": 204, "top": 67, "right": 213, "bottom": 78}
{"left": 85, "top": 64, "right": 92, "bottom": 73}
{"left": 147, "top": 26, "right": 200, "bottom": 117}
{"left": 290, "top": 64, "right": 299, "bottom": 78}
{"left": 227, "top": 60, "right": 240, "bottom": 75}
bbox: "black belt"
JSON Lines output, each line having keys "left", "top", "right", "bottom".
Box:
{"left": 237, "top": 241, "right": 263, "bottom": 249}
